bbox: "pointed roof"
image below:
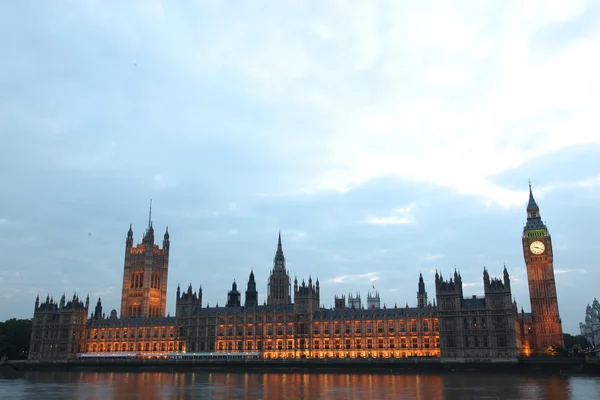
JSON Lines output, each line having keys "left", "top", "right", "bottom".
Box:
{"left": 273, "top": 231, "right": 286, "bottom": 271}
{"left": 277, "top": 230, "right": 282, "bottom": 252}
{"left": 524, "top": 182, "right": 548, "bottom": 231}
{"left": 527, "top": 180, "right": 539, "bottom": 211}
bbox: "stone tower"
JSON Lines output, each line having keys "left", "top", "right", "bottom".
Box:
{"left": 522, "top": 184, "right": 564, "bottom": 354}
{"left": 175, "top": 284, "right": 202, "bottom": 319}
{"left": 334, "top": 294, "right": 346, "bottom": 310}
{"left": 267, "top": 232, "right": 291, "bottom": 305}
{"left": 435, "top": 270, "right": 464, "bottom": 358}
{"left": 120, "top": 203, "right": 170, "bottom": 318}
{"left": 417, "top": 273, "right": 428, "bottom": 308}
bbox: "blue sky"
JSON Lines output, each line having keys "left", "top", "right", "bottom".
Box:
{"left": 0, "top": 1, "right": 599, "bottom": 334}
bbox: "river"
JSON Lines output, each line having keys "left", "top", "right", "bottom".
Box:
{"left": 1, "top": 371, "right": 599, "bottom": 399}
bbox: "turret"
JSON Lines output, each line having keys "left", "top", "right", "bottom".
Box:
{"left": 94, "top": 298, "right": 103, "bottom": 320}
{"left": 227, "top": 281, "right": 241, "bottom": 307}
{"left": 126, "top": 224, "right": 134, "bottom": 255}
{"left": 245, "top": 269, "right": 258, "bottom": 307}
{"left": 334, "top": 294, "right": 346, "bottom": 310}
{"left": 503, "top": 265, "right": 510, "bottom": 289}
{"left": 163, "top": 226, "right": 170, "bottom": 253}
{"left": 417, "top": 273, "right": 428, "bottom": 308}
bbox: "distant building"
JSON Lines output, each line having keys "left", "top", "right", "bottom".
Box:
{"left": 580, "top": 299, "right": 600, "bottom": 346}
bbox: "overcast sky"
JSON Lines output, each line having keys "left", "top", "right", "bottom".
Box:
{"left": 1, "top": 1, "right": 599, "bottom": 335}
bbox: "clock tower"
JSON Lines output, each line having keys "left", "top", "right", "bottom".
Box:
{"left": 522, "top": 183, "right": 564, "bottom": 354}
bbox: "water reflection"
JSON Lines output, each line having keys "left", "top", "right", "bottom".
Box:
{"left": 0, "top": 371, "right": 598, "bottom": 400}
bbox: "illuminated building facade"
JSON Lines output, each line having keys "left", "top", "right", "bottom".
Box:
{"left": 27, "top": 187, "right": 565, "bottom": 361}
{"left": 522, "top": 184, "right": 564, "bottom": 354}
{"left": 177, "top": 237, "right": 440, "bottom": 359}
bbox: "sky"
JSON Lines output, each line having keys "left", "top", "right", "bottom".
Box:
{"left": 0, "top": 1, "right": 599, "bottom": 335}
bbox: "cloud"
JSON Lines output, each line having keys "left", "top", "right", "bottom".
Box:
{"left": 328, "top": 272, "right": 380, "bottom": 284}
{"left": 462, "top": 282, "right": 483, "bottom": 289}
{"left": 555, "top": 268, "right": 586, "bottom": 274}
{"left": 366, "top": 203, "right": 415, "bottom": 225}
{"left": 92, "top": 286, "right": 116, "bottom": 297}
{"left": 423, "top": 253, "right": 445, "bottom": 261}
{"left": 0, "top": 1, "right": 598, "bottom": 336}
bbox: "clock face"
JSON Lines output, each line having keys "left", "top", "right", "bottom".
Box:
{"left": 530, "top": 241, "right": 545, "bottom": 255}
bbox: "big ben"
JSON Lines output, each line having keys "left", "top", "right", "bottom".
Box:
{"left": 522, "top": 183, "right": 564, "bottom": 354}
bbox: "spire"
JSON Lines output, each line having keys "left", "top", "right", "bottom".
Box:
{"left": 418, "top": 273, "right": 426, "bottom": 294}
{"left": 128, "top": 224, "right": 133, "bottom": 236}
{"left": 527, "top": 180, "right": 539, "bottom": 211}
{"left": 148, "top": 199, "right": 153, "bottom": 231}
{"left": 164, "top": 226, "right": 169, "bottom": 240}
{"left": 273, "top": 231, "right": 286, "bottom": 271}
{"left": 524, "top": 182, "right": 547, "bottom": 231}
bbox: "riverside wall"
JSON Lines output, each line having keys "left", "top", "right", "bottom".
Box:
{"left": 3, "top": 357, "right": 600, "bottom": 376}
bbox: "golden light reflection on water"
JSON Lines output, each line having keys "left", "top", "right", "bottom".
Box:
{"left": 7, "top": 370, "right": 593, "bottom": 400}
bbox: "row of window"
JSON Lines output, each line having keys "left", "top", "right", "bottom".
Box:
{"left": 89, "top": 331, "right": 175, "bottom": 340}
{"left": 88, "top": 342, "right": 181, "bottom": 352}
{"left": 217, "top": 321, "right": 438, "bottom": 336}
{"left": 216, "top": 337, "right": 440, "bottom": 352}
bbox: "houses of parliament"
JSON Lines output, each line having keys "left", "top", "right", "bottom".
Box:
{"left": 28, "top": 186, "right": 564, "bottom": 361}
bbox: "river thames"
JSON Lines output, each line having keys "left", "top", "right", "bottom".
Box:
{"left": 1, "top": 371, "right": 600, "bottom": 399}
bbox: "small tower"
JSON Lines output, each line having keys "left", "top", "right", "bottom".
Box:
{"left": 417, "top": 273, "right": 428, "bottom": 308}
{"left": 227, "top": 281, "right": 241, "bottom": 307}
{"left": 175, "top": 283, "right": 202, "bottom": 318}
{"left": 245, "top": 270, "right": 258, "bottom": 307}
{"left": 367, "top": 286, "right": 381, "bottom": 310}
{"left": 93, "top": 298, "right": 103, "bottom": 320}
{"left": 348, "top": 292, "right": 362, "bottom": 309}
{"left": 294, "top": 276, "right": 320, "bottom": 314}
{"left": 334, "top": 294, "right": 346, "bottom": 310}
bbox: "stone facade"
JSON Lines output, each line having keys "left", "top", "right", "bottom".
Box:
{"left": 435, "top": 268, "right": 520, "bottom": 361}
{"left": 28, "top": 294, "right": 89, "bottom": 360}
